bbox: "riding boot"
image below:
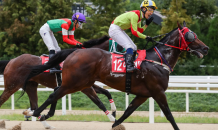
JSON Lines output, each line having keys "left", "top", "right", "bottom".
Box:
{"left": 49, "top": 50, "right": 61, "bottom": 73}
{"left": 125, "top": 53, "right": 137, "bottom": 73}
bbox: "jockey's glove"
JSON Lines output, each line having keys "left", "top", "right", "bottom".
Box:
{"left": 146, "top": 17, "right": 154, "bottom": 26}
{"left": 146, "top": 36, "right": 153, "bottom": 42}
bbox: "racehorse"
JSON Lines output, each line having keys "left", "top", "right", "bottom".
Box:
{"left": 0, "top": 36, "right": 123, "bottom": 128}
{"left": 22, "top": 21, "right": 209, "bottom": 130}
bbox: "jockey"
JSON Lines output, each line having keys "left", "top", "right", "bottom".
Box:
{"left": 39, "top": 12, "right": 86, "bottom": 73}
{"left": 108, "top": 0, "right": 157, "bottom": 72}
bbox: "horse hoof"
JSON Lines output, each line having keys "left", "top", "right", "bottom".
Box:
{"left": 111, "top": 124, "right": 126, "bottom": 130}
{"left": 0, "top": 120, "right": 5, "bottom": 129}
{"left": 22, "top": 109, "right": 33, "bottom": 116}
{"left": 41, "top": 121, "right": 56, "bottom": 129}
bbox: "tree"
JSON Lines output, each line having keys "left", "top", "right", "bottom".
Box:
{"left": 184, "top": 0, "right": 217, "bottom": 20}
{"left": 76, "top": 0, "right": 129, "bottom": 41}
{"left": 205, "top": 16, "right": 218, "bottom": 64}
{"left": 0, "top": 0, "right": 74, "bottom": 57}
{"left": 0, "top": 0, "right": 37, "bottom": 57}
{"left": 160, "top": 0, "right": 192, "bottom": 34}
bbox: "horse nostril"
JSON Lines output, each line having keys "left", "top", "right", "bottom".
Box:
{"left": 203, "top": 46, "right": 209, "bottom": 52}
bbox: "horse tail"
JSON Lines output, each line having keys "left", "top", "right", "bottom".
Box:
{"left": 18, "top": 49, "right": 77, "bottom": 100}
{"left": 0, "top": 60, "right": 10, "bottom": 74}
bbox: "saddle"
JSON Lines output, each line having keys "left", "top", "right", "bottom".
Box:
{"left": 40, "top": 55, "right": 63, "bottom": 73}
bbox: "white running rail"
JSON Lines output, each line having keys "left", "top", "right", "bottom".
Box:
{"left": 1, "top": 75, "right": 218, "bottom": 123}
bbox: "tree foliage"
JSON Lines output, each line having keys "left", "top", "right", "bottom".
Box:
{"left": 160, "top": 0, "right": 192, "bottom": 34}
{"left": 76, "top": 0, "right": 129, "bottom": 41}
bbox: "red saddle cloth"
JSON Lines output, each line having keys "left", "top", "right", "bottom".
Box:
{"left": 111, "top": 50, "right": 146, "bottom": 73}
{"left": 40, "top": 56, "right": 64, "bottom": 72}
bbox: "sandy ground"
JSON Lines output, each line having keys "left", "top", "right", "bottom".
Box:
{"left": 0, "top": 110, "right": 218, "bottom": 130}
{"left": 0, "top": 121, "right": 218, "bottom": 130}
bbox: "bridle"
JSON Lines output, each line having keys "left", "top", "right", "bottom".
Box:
{"left": 145, "top": 27, "right": 198, "bottom": 72}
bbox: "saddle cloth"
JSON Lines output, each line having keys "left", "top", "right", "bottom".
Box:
{"left": 40, "top": 56, "right": 63, "bottom": 72}
{"left": 111, "top": 50, "right": 146, "bottom": 73}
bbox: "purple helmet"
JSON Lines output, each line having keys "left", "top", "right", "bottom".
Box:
{"left": 72, "top": 12, "right": 86, "bottom": 23}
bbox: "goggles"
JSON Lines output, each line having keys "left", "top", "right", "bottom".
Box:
{"left": 147, "top": 7, "right": 154, "bottom": 13}
{"left": 78, "top": 21, "right": 83, "bottom": 29}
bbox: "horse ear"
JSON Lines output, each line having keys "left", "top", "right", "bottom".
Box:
{"left": 177, "top": 21, "right": 183, "bottom": 30}
{"left": 183, "top": 21, "right": 186, "bottom": 27}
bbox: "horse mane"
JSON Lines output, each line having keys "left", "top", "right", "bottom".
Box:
{"left": 0, "top": 60, "right": 10, "bottom": 74}
{"left": 82, "top": 35, "right": 110, "bottom": 48}
{"left": 146, "top": 28, "right": 178, "bottom": 51}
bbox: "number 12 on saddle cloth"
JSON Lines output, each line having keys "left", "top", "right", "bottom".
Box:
{"left": 111, "top": 50, "right": 146, "bottom": 73}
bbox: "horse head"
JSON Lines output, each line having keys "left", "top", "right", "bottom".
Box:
{"left": 177, "top": 21, "right": 209, "bottom": 58}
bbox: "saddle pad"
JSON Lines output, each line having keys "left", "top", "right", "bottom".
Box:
{"left": 111, "top": 50, "right": 146, "bottom": 73}
{"left": 40, "top": 56, "right": 63, "bottom": 72}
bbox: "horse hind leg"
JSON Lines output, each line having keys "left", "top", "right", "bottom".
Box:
{"left": 25, "top": 81, "right": 39, "bottom": 110}
{"left": 0, "top": 84, "right": 20, "bottom": 107}
{"left": 92, "top": 84, "right": 117, "bottom": 118}
{"left": 82, "top": 87, "right": 115, "bottom": 122}
{"left": 112, "top": 96, "right": 148, "bottom": 129}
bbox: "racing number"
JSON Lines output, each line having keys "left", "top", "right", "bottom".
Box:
{"left": 144, "top": 0, "right": 148, "bottom": 4}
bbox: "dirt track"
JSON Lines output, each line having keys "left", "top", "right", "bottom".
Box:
{"left": 1, "top": 121, "right": 218, "bottom": 130}
{"left": 0, "top": 110, "right": 218, "bottom": 130}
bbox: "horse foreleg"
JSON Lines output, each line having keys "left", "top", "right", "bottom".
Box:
{"left": 153, "top": 92, "right": 180, "bottom": 130}
{"left": 92, "top": 84, "right": 117, "bottom": 118}
{"left": 39, "top": 86, "right": 60, "bottom": 121}
{"left": 82, "top": 87, "right": 115, "bottom": 122}
{"left": 112, "top": 96, "right": 148, "bottom": 128}
{"left": 37, "top": 87, "right": 60, "bottom": 129}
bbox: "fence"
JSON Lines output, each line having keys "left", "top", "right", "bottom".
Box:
{"left": 1, "top": 75, "right": 218, "bottom": 123}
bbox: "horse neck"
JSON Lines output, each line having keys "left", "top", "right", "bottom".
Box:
{"left": 147, "top": 30, "right": 182, "bottom": 70}
{"left": 91, "top": 40, "right": 109, "bottom": 51}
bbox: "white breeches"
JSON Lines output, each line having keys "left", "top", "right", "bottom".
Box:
{"left": 108, "top": 24, "right": 137, "bottom": 51}
{"left": 39, "top": 23, "right": 61, "bottom": 52}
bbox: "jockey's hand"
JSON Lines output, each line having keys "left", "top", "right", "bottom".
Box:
{"left": 146, "top": 36, "right": 153, "bottom": 42}
{"left": 146, "top": 17, "right": 154, "bottom": 26}
{"left": 76, "top": 43, "right": 83, "bottom": 48}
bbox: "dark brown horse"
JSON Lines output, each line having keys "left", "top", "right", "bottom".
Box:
{"left": 22, "top": 22, "right": 209, "bottom": 130}
{"left": 0, "top": 36, "right": 125, "bottom": 128}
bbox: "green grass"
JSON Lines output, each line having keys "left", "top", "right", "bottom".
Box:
{"left": 1, "top": 114, "right": 218, "bottom": 124}
{"left": 1, "top": 90, "right": 218, "bottom": 112}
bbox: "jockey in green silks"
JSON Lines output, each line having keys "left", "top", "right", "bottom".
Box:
{"left": 108, "top": 0, "right": 157, "bottom": 72}
{"left": 39, "top": 12, "right": 86, "bottom": 73}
